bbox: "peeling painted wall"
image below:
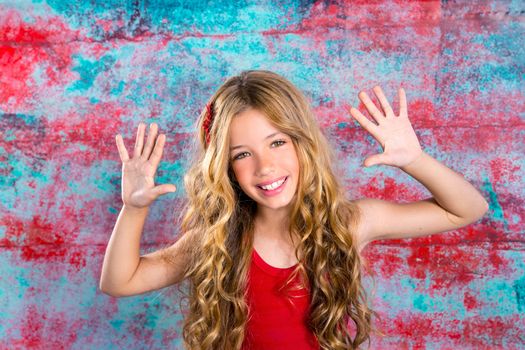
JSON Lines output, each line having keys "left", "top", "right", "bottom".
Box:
{"left": 0, "top": 0, "right": 524, "bottom": 349}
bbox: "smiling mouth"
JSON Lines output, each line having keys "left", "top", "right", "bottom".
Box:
{"left": 257, "top": 176, "right": 288, "bottom": 191}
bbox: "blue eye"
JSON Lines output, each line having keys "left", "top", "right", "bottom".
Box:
{"left": 232, "top": 139, "right": 286, "bottom": 161}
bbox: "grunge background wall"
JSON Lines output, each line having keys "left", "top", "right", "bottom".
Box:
{"left": 0, "top": 0, "right": 523, "bottom": 348}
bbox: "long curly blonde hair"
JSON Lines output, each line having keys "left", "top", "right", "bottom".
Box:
{"left": 162, "top": 70, "right": 382, "bottom": 349}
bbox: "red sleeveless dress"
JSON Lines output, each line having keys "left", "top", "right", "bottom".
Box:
{"left": 241, "top": 248, "right": 320, "bottom": 349}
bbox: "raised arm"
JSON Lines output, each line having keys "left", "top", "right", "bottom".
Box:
{"left": 348, "top": 86, "right": 489, "bottom": 248}
{"left": 99, "top": 205, "right": 148, "bottom": 296}
{"left": 99, "top": 122, "right": 179, "bottom": 297}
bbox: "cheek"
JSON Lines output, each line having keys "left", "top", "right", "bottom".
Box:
{"left": 231, "top": 163, "right": 249, "bottom": 182}
{"left": 286, "top": 151, "right": 300, "bottom": 174}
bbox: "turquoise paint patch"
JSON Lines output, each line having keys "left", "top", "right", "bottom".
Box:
{"left": 44, "top": 0, "right": 136, "bottom": 16}
{"left": 44, "top": 0, "right": 306, "bottom": 39}
{"left": 59, "top": 276, "right": 68, "bottom": 286}
{"left": 144, "top": 303, "right": 160, "bottom": 329}
{"left": 0, "top": 276, "right": 5, "bottom": 339}
{"left": 0, "top": 253, "right": 33, "bottom": 329}
{"left": 409, "top": 275, "right": 439, "bottom": 314}
{"left": 4, "top": 129, "right": 15, "bottom": 142}
{"left": 0, "top": 153, "right": 51, "bottom": 212}
{"left": 156, "top": 159, "right": 184, "bottom": 194}
{"left": 376, "top": 56, "right": 399, "bottom": 76}
{"left": 483, "top": 24, "right": 525, "bottom": 63}
{"left": 15, "top": 275, "right": 30, "bottom": 289}
{"left": 377, "top": 276, "right": 468, "bottom": 318}
{"left": 110, "top": 319, "right": 124, "bottom": 331}
{"left": 108, "top": 207, "right": 118, "bottom": 214}
{"left": 118, "top": 45, "right": 136, "bottom": 60}
{"left": 2, "top": 113, "right": 37, "bottom": 126}
{"left": 448, "top": 21, "right": 523, "bottom": 96}
{"left": 413, "top": 294, "right": 430, "bottom": 312}
{"left": 478, "top": 277, "right": 519, "bottom": 317}
{"left": 110, "top": 80, "right": 126, "bottom": 96}
{"left": 146, "top": 1, "right": 304, "bottom": 33}
{"left": 476, "top": 63, "right": 521, "bottom": 94}
{"left": 67, "top": 54, "right": 116, "bottom": 92}
{"left": 400, "top": 277, "right": 462, "bottom": 315}
{"left": 513, "top": 276, "right": 525, "bottom": 313}
{"left": 481, "top": 172, "right": 507, "bottom": 230}
{"left": 48, "top": 159, "right": 113, "bottom": 202}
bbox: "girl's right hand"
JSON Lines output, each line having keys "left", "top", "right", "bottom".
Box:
{"left": 115, "top": 122, "right": 177, "bottom": 209}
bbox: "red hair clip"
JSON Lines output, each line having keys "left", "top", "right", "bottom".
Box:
{"left": 203, "top": 101, "right": 214, "bottom": 145}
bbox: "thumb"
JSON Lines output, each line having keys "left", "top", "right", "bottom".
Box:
{"left": 151, "top": 184, "right": 177, "bottom": 197}
{"left": 363, "top": 154, "right": 384, "bottom": 167}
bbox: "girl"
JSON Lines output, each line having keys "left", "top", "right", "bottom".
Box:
{"left": 100, "top": 70, "right": 489, "bottom": 349}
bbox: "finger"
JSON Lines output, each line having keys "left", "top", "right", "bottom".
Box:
{"left": 357, "top": 91, "right": 386, "bottom": 124}
{"left": 133, "top": 123, "right": 146, "bottom": 158}
{"left": 347, "top": 105, "right": 380, "bottom": 138}
{"left": 364, "top": 153, "right": 386, "bottom": 167}
{"left": 151, "top": 184, "right": 177, "bottom": 198}
{"left": 373, "top": 86, "right": 395, "bottom": 117}
{"left": 399, "top": 87, "right": 407, "bottom": 117}
{"left": 141, "top": 123, "right": 158, "bottom": 159}
{"left": 115, "top": 134, "right": 130, "bottom": 162}
{"left": 149, "top": 133, "right": 166, "bottom": 169}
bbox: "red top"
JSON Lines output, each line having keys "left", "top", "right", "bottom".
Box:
{"left": 241, "top": 248, "right": 320, "bottom": 350}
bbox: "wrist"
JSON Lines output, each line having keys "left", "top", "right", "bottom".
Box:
{"left": 122, "top": 204, "right": 149, "bottom": 215}
{"left": 400, "top": 150, "right": 426, "bottom": 172}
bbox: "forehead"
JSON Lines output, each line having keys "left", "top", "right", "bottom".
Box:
{"left": 229, "top": 108, "right": 281, "bottom": 145}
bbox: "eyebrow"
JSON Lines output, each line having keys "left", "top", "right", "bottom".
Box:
{"left": 230, "top": 132, "right": 283, "bottom": 151}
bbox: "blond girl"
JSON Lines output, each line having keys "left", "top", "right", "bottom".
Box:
{"left": 100, "top": 70, "right": 489, "bottom": 349}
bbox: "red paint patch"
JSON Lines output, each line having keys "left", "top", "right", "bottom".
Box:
{"left": 0, "top": 8, "right": 80, "bottom": 43}
{"left": 9, "top": 305, "right": 82, "bottom": 349}
{"left": 1, "top": 103, "right": 129, "bottom": 167}
{"left": 431, "top": 245, "right": 484, "bottom": 290}
{"left": 0, "top": 9, "right": 83, "bottom": 110}
{"left": 489, "top": 157, "right": 521, "bottom": 184}
{"left": 463, "top": 291, "right": 483, "bottom": 311}
{"left": 375, "top": 310, "right": 523, "bottom": 348}
{"left": 0, "top": 211, "right": 85, "bottom": 269}
{"left": 298, "top": 1, "right": 440, "bottom": 32}
{"left": 406, "top": 245, "right": 432, "bottom": 280}
{"left": 362, "top": 246, "right": 407, "bottom": 278}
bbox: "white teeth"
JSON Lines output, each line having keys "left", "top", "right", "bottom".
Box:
{"left": 260, "top": 178, "right": 285, "bottom": 190}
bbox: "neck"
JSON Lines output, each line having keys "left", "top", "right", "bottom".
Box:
{"left": 253, "top": 210, "right": 292, "bottom": 242}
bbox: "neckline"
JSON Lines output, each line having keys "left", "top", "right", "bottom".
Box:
{"left": 252, "top": 248, "right": 298, "bottom": 276}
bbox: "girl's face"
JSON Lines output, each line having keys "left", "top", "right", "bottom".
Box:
{"left": 229, "top": 108, "right": 299, "bottom": 213}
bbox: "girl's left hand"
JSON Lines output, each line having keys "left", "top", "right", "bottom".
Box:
{"left": 348, "top": 86, "right": 423, "bottom": 168}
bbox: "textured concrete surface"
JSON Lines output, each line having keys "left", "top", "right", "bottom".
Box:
{"left": 0, "top": 0, "right": 524, "bottom": 349}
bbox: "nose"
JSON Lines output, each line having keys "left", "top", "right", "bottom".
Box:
{"left": 255, "top": 150, "right": 275, "bottom": 177}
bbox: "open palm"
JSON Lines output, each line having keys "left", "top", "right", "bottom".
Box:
{"left": 348, "top": 86, "right": 423, "bottom": 168}
{"left": 115, "top": 122, "right": 176, "bottom": 209}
